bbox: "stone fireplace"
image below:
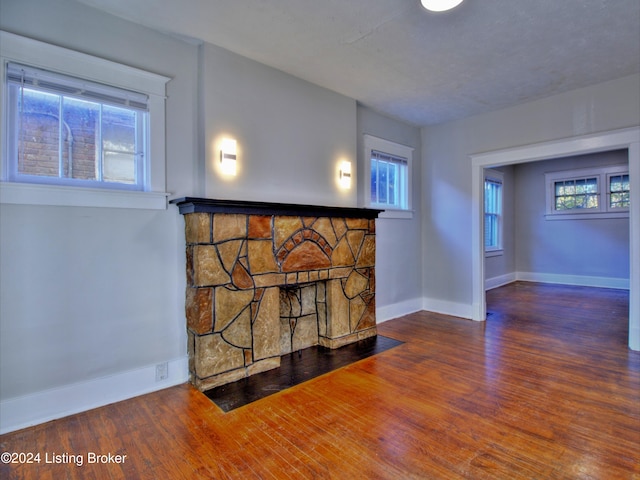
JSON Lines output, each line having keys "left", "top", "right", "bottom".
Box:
{"left": 171, "top": 198, "right": 381, "bottom": 391}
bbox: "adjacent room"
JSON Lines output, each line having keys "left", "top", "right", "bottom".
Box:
{"left": 0, "top": 0, "right": 638, "bottom": 478}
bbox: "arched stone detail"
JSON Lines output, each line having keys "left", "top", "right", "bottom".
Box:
{"left": 275, "top": 228, "right": 333, "bottom": 270}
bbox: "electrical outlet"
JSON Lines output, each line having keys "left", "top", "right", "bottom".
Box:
{"left": 155, "top": 362, "right": 168, "bottom": 382}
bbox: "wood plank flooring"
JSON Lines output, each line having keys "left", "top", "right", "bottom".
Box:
{"left": 1, "top": 282, "right": 638, "bottom": 479}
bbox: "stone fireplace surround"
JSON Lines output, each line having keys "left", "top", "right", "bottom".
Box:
{"left": 172, "top": 198, "right": 381, "bottom": 391}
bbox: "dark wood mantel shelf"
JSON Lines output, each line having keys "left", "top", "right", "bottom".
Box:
{"left": 170, "top": 197, "right": 382, "bottom": 219}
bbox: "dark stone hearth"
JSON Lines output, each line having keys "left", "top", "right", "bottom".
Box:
{"left": 205, "top": 335, "right": 403, "bottom": 412}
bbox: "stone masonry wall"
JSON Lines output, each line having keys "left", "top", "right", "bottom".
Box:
{"left": 184, "top": 212, "right": 377, "bottom": 391}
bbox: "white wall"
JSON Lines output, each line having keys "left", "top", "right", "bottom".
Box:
{"left": 357, "top": 105, "right": 423, "bottom": 319}
{"left": 201, "top": 43, "right": 357, "bottom": 208}
{"left": 514, "top": 151, "right": 629, "bottom": 285}
{"left": 0, "top": 0, "right": 421, "bottom": 433}
{"left": 423, "top": 74, "right": 640, "bottom": 315}
{"left": 0, "top": 0, "right": 199, "bottom": 433}
{"left": 0, "top": 0, "right": 197, "bottom": 431}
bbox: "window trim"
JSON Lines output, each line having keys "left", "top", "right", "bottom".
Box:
{"left": 363, "top": 134, "right": 413, "bottom": 219}
{"left": 0, "top": 31, "right": 170, "bottom": 209}
{"left": 484, "top": 169, "right": 504, "bottom": 257}
{"left": 544, "top": 164, "right": 629, "bottom": 220}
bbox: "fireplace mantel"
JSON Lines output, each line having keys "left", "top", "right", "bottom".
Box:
{"left": 172, "top": 197, "right": 382, "bottom": 391}
{"left": 170, "top": 197, "right": 382, "bottom": 219}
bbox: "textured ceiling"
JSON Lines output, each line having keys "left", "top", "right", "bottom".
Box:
{"left": 76, "top": 0, "right": 640, "bottom": 126}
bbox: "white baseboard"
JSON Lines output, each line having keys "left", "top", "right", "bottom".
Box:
{"left": 376, "top": 297, "right": 423, "bottom": 323}
{"left": 515, "top": 272, "right": 629, "bottom": 290}
{"left": 422, "top": 297, "right": 473, "bottom": 320}
{"left": 421, "top": 271, "right": 629, "bottom": 321}
{"left": 485, "top": 273, "right": 517, "bottom": 291}
{"left": 0, "top": 356, "right": 188, "bottom": 435}
{"left": 377, "top": 297, "right": 476, "bottom": 323}
{"left": 484, "top": 272, "right": 629, "bottom": 291}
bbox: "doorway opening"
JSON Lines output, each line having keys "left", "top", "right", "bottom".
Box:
{"left": 470, "top": 127, "right": 639, "bottom": 350}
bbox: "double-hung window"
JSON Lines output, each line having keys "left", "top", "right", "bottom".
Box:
{"left": 363, "top": 134, "right": 413, "bottom": 218}
{"left": 1, "top": 31, "right": 170, "bottom": 209}
{"left": 545, "top": 165, "right": 629, "bottom": 219}
{"left": 484, "top": 169, "right": 503, "bottom": 255}
{"left": 370, "top": 150, "right": 407, "bottom": 208}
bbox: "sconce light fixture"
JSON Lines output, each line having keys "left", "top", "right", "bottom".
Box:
{"left": 220, "top": 138, "right": 237, "bottom": 176}
{"left": 420, "top": 0, "right": 464, "bottom": 12}
{"left": 339, "top": 160, "right": 352, "bottom": 189}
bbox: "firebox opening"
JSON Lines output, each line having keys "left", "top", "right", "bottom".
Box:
{"left": 279, "top": 282, "right": 326, "bottom": 355}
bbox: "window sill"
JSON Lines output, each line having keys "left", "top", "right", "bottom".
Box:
{"left": 485, "top": 249, "right": 503, "bottom": 258}
{"left": 377, "top": 209, "right": 414, "bottom": 220}
{"left": 0, "top": 182, "right": 169, "bottom": 210}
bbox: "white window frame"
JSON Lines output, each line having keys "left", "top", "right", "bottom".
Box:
{"left": 484, "top": 169, "right": 503, "bottom": 257}
{"left": 363, "top": 134, "right": 413, "bottom": 219}
{"left": 0, "top": 31, "right": 170, "bottom": 209}
{"left": 545, "top": 164, "right": 629, "bottom": 220}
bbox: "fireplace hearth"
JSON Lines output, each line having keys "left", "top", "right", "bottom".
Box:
{"left": 172, "top": 198, "right": 382, "bottom": 391}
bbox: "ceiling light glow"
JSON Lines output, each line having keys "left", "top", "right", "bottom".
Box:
{"left": 421, "top": 0, "right": 464, "bottom": 12}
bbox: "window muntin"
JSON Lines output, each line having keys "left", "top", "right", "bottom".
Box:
{"left": 554, "top": 176, "right": 599, "bottom": 211}
{"left": 545, "top": 165, "right": 629, "bottom": 219}
{"left": 363, "top": 135, "right": 413, "bottom": 216}
{"left": 608, "top": 173, "right": 630, "bottom": 209}
{"left": 6, "top": 62, "right": 147, "bottom": 191}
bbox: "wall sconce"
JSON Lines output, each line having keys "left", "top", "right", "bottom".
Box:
{"left": 220, "top": 138, "right": 237, "bottom": 176}
{"left": 339, "top": 160, "right": 352, "bottom": 189}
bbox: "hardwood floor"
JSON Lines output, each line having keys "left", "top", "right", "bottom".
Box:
{"left": 1, "top": 282, "right": 638, "bottom": 479}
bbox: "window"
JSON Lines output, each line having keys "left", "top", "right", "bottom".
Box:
{"left": 363, "top": 134, "right": 413, "bottom": 218}
{"left": 6, "top": 63, "right": 146, "bottom": 190}
{"left": 608, "top": 173, "right": 630, "bottom": 210}
{"left": 545, "top": 165, "right": 629, "bottom": 219}
{"left": 370, "top": 150, "right": 407, "bottom": 208}
{"left": 484, "top": 170, "right": 503, "bottom": 255}
{"left": 1, "top": 31, "right": 170, "bottom": 209}
{"left": 554, "top": 176, "right": 599, "bottom": 211}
